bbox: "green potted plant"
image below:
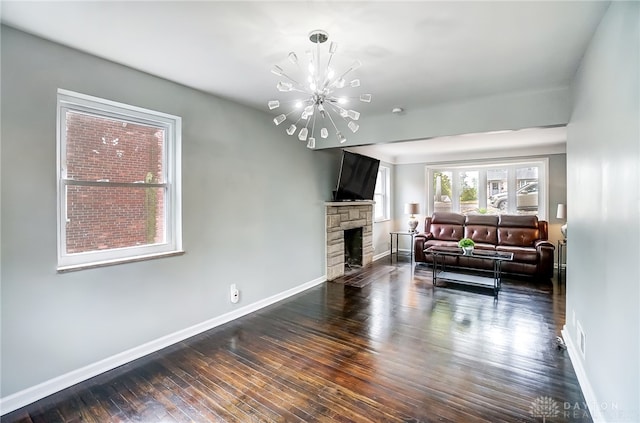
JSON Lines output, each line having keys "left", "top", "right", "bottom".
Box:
{"left": 458, "top": 237, "right": 475, "bottom": 255}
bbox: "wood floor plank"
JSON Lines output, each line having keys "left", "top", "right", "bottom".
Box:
{"left": 2, "top": 261, "right": 590, "bottom": 422}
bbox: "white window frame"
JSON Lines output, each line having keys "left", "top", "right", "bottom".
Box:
{"left": 374, "top": 166, "right": 391, "bottom": 222}
{"left": 425, "top": 158, "right": 549, "bottom": 219}
{"left": 56, "top": 89, "right": 182, "bottom": 271}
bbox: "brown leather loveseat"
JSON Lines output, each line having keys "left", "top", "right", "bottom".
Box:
{"left": 414, "top": 212, "right": 555, "bottom": 279}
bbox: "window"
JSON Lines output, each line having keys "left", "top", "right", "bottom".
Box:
{"left": 433, "top": 170, "right": 453, "bottom": 213}
{"left": 374, "top": 166, "right": 390, "bottom": 221}
{"left": 427, "top": 159, "right": 548, "bottom": 218}
{"left": 57, "top": 90, "right": 182, "bottom": 270}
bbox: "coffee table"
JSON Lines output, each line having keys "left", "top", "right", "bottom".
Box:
{"left": 425, "top": 246, "right": 514, "bottom": 296}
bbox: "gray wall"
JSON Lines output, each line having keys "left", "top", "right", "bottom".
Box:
{"left": 394, "top": 164, "right": 427, "bottom": 253}
{"left": 0, "top": 26, "right": 341, "bottom": 398}
{"left": 548, "top": 154, "right": 568, "bottom": 244}
{"left": 566, "top": 2, "right": 639, "bottom": 421}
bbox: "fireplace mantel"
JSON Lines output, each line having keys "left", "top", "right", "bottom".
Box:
{"left": 325, "top": 201, "right": 374, "bottom": 281}
{"left": 325, "top": 200, "right": 375, "bottom": 207}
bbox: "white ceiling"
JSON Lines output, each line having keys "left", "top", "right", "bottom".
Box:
{"left": 1, "top": 1, "right": 608, "bottom": 162}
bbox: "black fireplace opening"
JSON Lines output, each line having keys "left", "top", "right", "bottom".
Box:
{"left": 344, "top": 227, "right": 363, "bottom": 270}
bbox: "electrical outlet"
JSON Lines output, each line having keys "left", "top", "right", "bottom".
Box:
{"left": 230, "top": 284, "right": 239, "bottom": 304}
{"left": 577, "top": 320, "right": 586, "bottom": 358}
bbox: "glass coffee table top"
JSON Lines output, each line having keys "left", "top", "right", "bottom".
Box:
{"left": 425, "top": 246, "right": 514, "bottom": 261}
{"left": 425, "top": 246, "right": 514, "bottom": 296}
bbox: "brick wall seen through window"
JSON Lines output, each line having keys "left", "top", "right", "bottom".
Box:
{"left": 64, "top": 112, "right": 165, "bottom": 253}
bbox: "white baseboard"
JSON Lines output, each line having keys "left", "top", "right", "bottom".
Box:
{"left": 0, "top": 275, "right": 326, "bottom": 416}
{"left": 373, "top": 250, "right": 391, "bottom": 262}
{"left": 561, "top": 326, "right": 606, "bottom": 423}
{"left": 374, "top": 249, "right": 415, "bottom": 263}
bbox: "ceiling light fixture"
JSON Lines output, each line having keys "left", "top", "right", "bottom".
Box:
{"left": 269, "top": 30, "right": 372, "bottom": 149}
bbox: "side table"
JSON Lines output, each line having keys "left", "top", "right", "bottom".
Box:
{"left": 389, "top": 231, "right": 416, "bottom": 264}
{"left": 558, "top": 239, "right": 566, "bottom": 280}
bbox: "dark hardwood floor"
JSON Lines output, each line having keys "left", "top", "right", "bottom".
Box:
{"left": 2, "top": 259, "right": 591, "bottom": 422}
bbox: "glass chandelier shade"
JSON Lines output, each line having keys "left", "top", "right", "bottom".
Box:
{"left": 269, "top": 30, "right": 372, "bottom": 149}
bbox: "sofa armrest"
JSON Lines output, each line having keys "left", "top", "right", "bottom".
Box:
{"left": 414, "top": 233, "right": 433, "bottom": 262}
{"left": 535, "top": 239, "right": 554, "bottom": 248}
{"left": 535, "top": 240, "right": 555, "bottom": 279}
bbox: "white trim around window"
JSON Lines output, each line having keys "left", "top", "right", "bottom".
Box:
{"left": 425, "top": 158, "right": 549, "bottom": 219}
{"left": 374, "top": 166, "right": 391, "bottom": 222}
{"left": 56, "top": 89, "right": 183, "bottom": 271}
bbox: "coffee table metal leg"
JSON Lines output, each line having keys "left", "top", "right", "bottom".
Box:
{"left": 493, "top": 260, "right": 502, "bottom": 296}
{"left": 432, "top": 254, "right": 437, "bottom": 286}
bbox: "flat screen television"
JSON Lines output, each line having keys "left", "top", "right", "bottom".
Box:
{"left": 333, "top": 151, "right": 380, "bottom": 201}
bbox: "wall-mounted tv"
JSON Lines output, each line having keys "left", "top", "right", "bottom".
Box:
{"left": 333, "top": 151, "right": 380, "bottom": 201}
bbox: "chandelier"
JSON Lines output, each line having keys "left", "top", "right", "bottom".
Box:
{"left": 269, "top": 30, "right": 372, "bottom": 149}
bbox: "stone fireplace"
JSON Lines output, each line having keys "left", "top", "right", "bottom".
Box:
{"left": 325, "top": 201, "right": 374, "bottom": 281}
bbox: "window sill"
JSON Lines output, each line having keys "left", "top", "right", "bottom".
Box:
{"left": 374, "top": 218, "right": 391, "bottom": 223}
{"left": 57, "top": 250, "right": 185, "bottom": 273}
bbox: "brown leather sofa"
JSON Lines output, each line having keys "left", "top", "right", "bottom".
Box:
{"left": 414, "top": 212, "right": 555, "bottom": 279}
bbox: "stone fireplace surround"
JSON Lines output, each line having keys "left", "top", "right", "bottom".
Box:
{"left": 325, "top": 201, "right": 374, "bottom": 281}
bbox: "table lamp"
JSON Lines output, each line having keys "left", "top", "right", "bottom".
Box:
{"left": 556, "top": 203, "right": 567, "bottom": 239}
{"left": 404, "top": 202, "right": 420, "bottom": 233}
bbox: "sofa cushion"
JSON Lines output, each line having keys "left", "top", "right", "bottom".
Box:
{"left": 464, "top": 214, "right": 498, "bottom": 244}
{"left": 498, "top": 214, "right": 538, "bottom": 228}
{"left": 497, "top": 227, "right": 540, "bottom": 247}
{"left": 432, "top": 212, "right": 466, "bottom": 225}
{"left": 497, "top": 215, "right": 540, "bottom": 246}
{"left": 466, "top": 214, "right": 499, "bottom": 226}
{"left": 423, "top": 239, "right": 459, "bottom": 249}
{"left": 428, "top": 212, "right": 466, "bottom": 241}
{"left": 496, "top": 246, "right": 538, "bottom": 264}
{"left": 465, "top": 225, "right": 498, "bottom": 244}
{"left": 431, "top": 224, "right": 464, "bottom": 241}
{"left": 471, "top": 242, "right": 497, "bottom": 251}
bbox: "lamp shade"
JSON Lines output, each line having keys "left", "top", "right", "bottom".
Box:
{"left": 556, "top": 204, "right": 566, "bottom": 219}
{"left": 404, "top": 203, "right": 420, "bottom": 215}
